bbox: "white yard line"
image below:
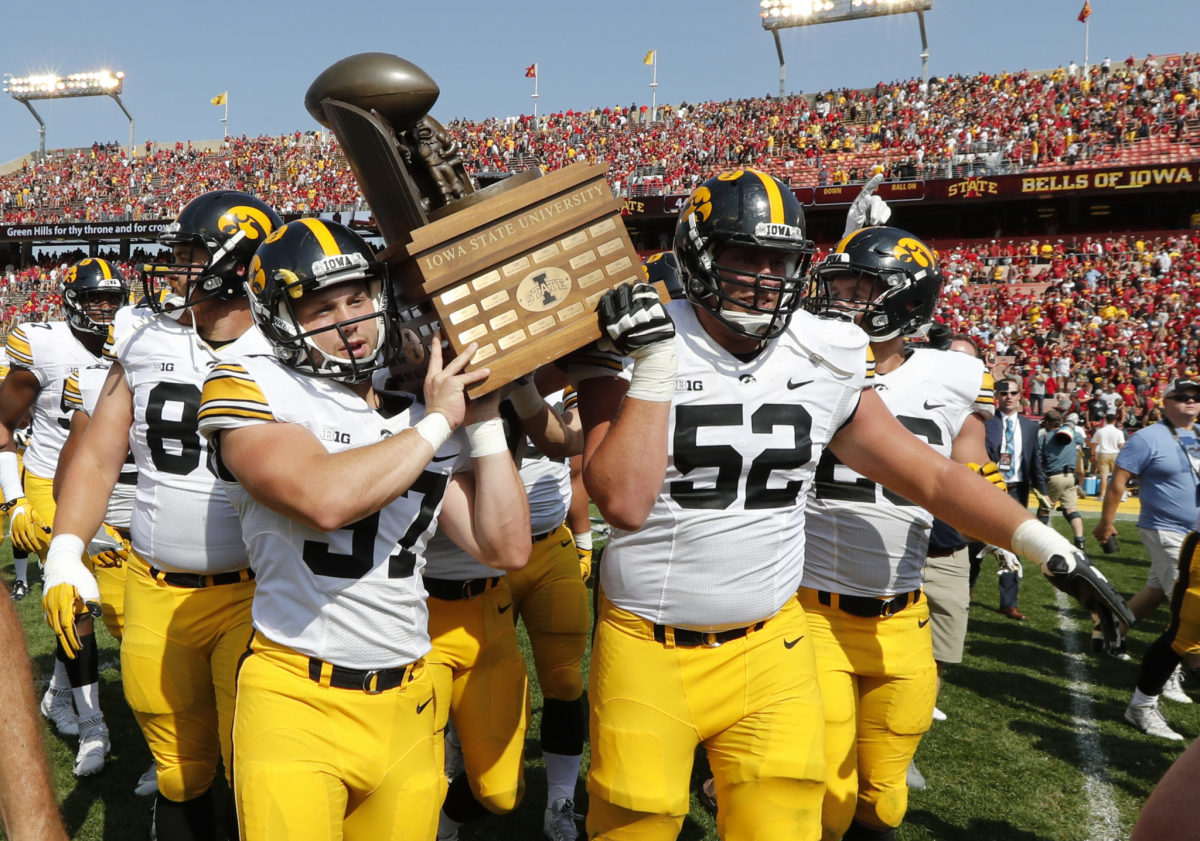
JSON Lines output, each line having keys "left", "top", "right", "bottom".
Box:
{"left": 1055, "top": 590, "right": 1124, "bottom": 841}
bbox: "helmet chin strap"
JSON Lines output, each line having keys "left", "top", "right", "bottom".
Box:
{"left": 720, "top": 309, "right": 773, "bottom": 336}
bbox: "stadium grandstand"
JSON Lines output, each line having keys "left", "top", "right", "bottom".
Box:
{"left": 1, "top": 51, "right": 1198, "bottom": 424}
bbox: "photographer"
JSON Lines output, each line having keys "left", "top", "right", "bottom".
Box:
{"left": 1038, "top": 410, "right": 1088, "bottom": 551}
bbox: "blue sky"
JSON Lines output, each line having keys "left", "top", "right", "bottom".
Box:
{"left": 0, "top": 0, "right": 1195, "bottom": 165}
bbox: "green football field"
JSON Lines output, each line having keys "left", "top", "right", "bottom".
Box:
{"left": 3, "top": 513, "right": 1195, "bottom": 841}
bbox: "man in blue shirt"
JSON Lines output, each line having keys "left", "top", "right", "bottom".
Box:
{"left": 1095, "top": 377, "right": 1200, "bottom": 738}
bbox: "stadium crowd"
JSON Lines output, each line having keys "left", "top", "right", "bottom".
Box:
{"left": 2, "top": 53, "right": 1197, "bottom": 224}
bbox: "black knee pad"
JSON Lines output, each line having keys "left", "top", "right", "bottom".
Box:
{"left": 1063, "top": 510, "right": 1082, "bottom": 524}
{"left": 442, "top": 772, "right": 492, "bottom": 823}
{"left": 154, "top": 789, "right": 215, "bottom": 841}
{"left": 65, "top": 632, "right": 99, "bottom": 687}
{"left": 541, "top": 697, "right": 585, "bottom": 756}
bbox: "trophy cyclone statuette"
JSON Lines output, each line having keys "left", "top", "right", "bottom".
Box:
{"left": 306, "top": 52, "right": 645, "bottom": 395}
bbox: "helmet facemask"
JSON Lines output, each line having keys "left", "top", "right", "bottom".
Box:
{"left": 810, "top": 263, "right": 935, "bottom": 341}
{"left": 61, "top": 259, "right": 129, "bottom": 337}
{"left": 143, "top": 231, "right": 251, "bottom": 317}
{"left": 251, "top": 257, "right": 393, "bottom": 385}
{"left": 684, "top": 229, "right": 813, "bottom": 342}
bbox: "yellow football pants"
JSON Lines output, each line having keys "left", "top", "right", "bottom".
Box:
{"left": 799, "top": 587, "right": 937, "bottom": 839}
{"left": 1169, "top": 531, "right": 1200, "bottom": 658}
{"left": 586, "top": 594, "right": 825, "bottom": 841}
{"left": 233, "top": 633, "right": 443, "bottom": 841}
{"left": 426, "top": 577, "right": 529, "bottom": 813}
{"left": 506, "top": 523, "right": 590, "bottom": 701}
{"left": 120, "top": 552, "right": 254, "bottom": 801}
{"left": 25, "top": 470, "right": 128, "bottom": 639}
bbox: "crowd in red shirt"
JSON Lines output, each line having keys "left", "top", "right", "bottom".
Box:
{"left": 1, "top": 54, "right": 1196, "bottom": 224}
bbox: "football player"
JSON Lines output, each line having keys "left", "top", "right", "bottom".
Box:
{"left": 572, "top": 168, "right": 1132, "bottom": 841}
{"left": 425, "top": 531, "right": 529, "bottom": 841}
{"left": 44, "top": 191, "right": 281, "bottom": 840}
{"left": 0, "top": 256, "right": 127, "bottom": 776}
{"left": 504, "top": 380, "right": 591, "bottom": 841}
{"left": 799, "top": 226, "right": 996, "bottom": 840}
{"left": 194, "top": 218, "right": 530, "bottom": 841}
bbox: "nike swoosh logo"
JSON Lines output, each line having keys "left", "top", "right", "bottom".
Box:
{"left": 783, "top": 636, "right": 805, "bottom": 649}
{"left": 416, "top": 697, "right": 433, "bottom": 715}
{"left": 431, "top": 453, "right": 457, "bottom": 462}
{"left": 923, "top": 400, "right": 945, "bottom": 410}
{"left": 560, "top": 539, "right": 573, "bottom": 548}
{"left": 498, "top": 603, "right": 513, "bottom": 614}
{"left": 918, "top": 617, "right": 931, "bottom": 628}
{"left": 787, "top": 379, "right": 814, "bottom": 390}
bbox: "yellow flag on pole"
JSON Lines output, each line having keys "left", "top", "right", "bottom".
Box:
{"left": 210, "top": 91, "right": 227, "bottom": 106}
{"left": 643, "top": 50, "right": 655, "bottom": 66}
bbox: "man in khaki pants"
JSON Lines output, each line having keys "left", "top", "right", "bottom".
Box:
{"left": 1091, "top": 413, "right": 1126, "bottom": 501}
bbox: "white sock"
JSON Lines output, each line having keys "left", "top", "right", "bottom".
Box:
{"left": 13, "top": 554, "right": 28, "bottom": 584}
{"left": 1131, "top": 688, "right": 1158, "bottom": 708}
{"left": 50, "top": 658, "right": 71, "bottom": 694}
{"left": 72, "top": 682, "right": 103, "bottom": 725}
{"left": 544, "top": 751, "right": 582, "bottom": 805}
{"left": 572, "top": 532, "right": 592, "bottom": 553}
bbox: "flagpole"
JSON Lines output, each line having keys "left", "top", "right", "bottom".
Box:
{"left": 649, "top": 51, "right": 658, "bottom": 122}
{"left": 223, "top": 96, "right": 229, "bottom": 141}
{"left": 531, "top": 64, "right": 539, "bottom": 122}
{"left": 1084, "top": 18, "right": 1090, "bottom": 72}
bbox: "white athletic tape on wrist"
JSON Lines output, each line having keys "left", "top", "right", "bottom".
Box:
{"left": 44, "top": 533, "right": 100, "bottom": 602}
{"left": 0, "top": 450, "right": 22, "bottom": 503}
{"left": 573, "top": 531, "right": 592, "bottom": 552}
{"left": 466, "top": 418, "right": 508, "bottom": 458}
{"left": 1011, "top": 519, "right": 1078, "bottom": 573}
{"left": 414, "top": 412, "right": 453, "bottom": 452}
{"left": 625, "top": 340, "right": 677, "bottom": 403}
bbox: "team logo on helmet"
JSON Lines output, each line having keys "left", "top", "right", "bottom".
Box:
{"left": 892, "top": 237, "right": 935, "bottom": 268}
{"left": 218, "top": 206, "right": 276, "bottom": 244}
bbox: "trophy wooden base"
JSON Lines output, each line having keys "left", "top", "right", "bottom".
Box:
{"left": 382, "top": 162, "right": 643, "bottom": 396}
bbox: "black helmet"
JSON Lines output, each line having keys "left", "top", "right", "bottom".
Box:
{"left": 641, "top": 250, "right": 684, "bottom": 300}
{"left": 806, "top": 226, "right": 943, "bottom": 341}
{"left": 674, "top": 169, "right": 813, "bottom": 342}
{"left": 61, "top": 258, "right": 129, "bottom": 336}
{"left": 247, "top": 218, "right": 393, "bottom": 384}
{"left": 144, "top": 190, "right": 282, "bottom": 316}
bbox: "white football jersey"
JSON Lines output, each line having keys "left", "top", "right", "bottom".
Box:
{"left": 803, "top": 348, "right": 994, "bottom": 596}
{"left": 111, "top": 317, "right": 265, "bottom": 573}
{"left": 5, "top": 321, "right": 102, "bottom": 479}
{"left": 601, "top": 303, "right": 868, "bottom": 630}
{"left": 62, "top": 362, "right": 137, "bottom": 529}
{"left": 198, "top": 357, "right": 460, "bottom": 669}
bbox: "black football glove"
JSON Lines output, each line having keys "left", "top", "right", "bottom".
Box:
{"left": 597, "top": 283, "right": 675, "bottom": 357}
{"left": 1043, "top": 550, "right": 1136, "bottom": 650}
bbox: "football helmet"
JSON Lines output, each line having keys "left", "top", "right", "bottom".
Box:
{"left": 247, "top": 218, "right": 393, "bottom": 383}
{"left": 674, "top": 169, "right": 813, "bottom": 342}
{"left": 641, "top": 251, "right": 684, "bottom": 300}
{"left": 806, "top": 225, "right": 943, "bottom": 341}
{"left": 144, "top": 190, "right": 282, "bottom": 316}
{"left": 61, "top": 258, "right": 129, "bottom": 337}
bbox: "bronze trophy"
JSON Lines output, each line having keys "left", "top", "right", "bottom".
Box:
{"left": 305, "top": 53, "right": 645, "bottom": 395}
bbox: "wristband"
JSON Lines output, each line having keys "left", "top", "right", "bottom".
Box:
{"left": 414, "top": 412, "right": 452, "bottom": 452}
{"left": 625, "top": 340, "right": 677, "bottom": 403}
{"left": 0, "top": 450, "right": 22, "bottom": 503}
{"left": 466, "top": 418, "right": 508, "bottom": 458}
{"left": 509, "top": 379, "right": 545, "bottom": 419}
{"left": 1010, "top": 518, "right": 1076, "bottom": 570}
{"left": 46, "top": 533, "right": 87, "bottom": 566}
{"left": 573, "top": 531, "right": 593, "bottom": 552}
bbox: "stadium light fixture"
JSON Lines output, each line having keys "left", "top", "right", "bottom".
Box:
{"left": 3, "top": 69, "right": 134, "bottom": 160}
{"left": 759, "top": 0, "right": 933, "bottom": 97}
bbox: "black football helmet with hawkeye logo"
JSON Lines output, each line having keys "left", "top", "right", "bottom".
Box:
{"left": 247, "top": 218, "right": 394, "bottom": 384}
{"left": 805, "top": 225, "right": 943, "bottom": 341}
{"left": 61, "top": 258, "right": 129, "bottom": 337}
{"left": 673, "top": 169, "right": 814, "bottom": 343}
{"left": 142, "top": 190, "right": 282, "bottom": 317}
